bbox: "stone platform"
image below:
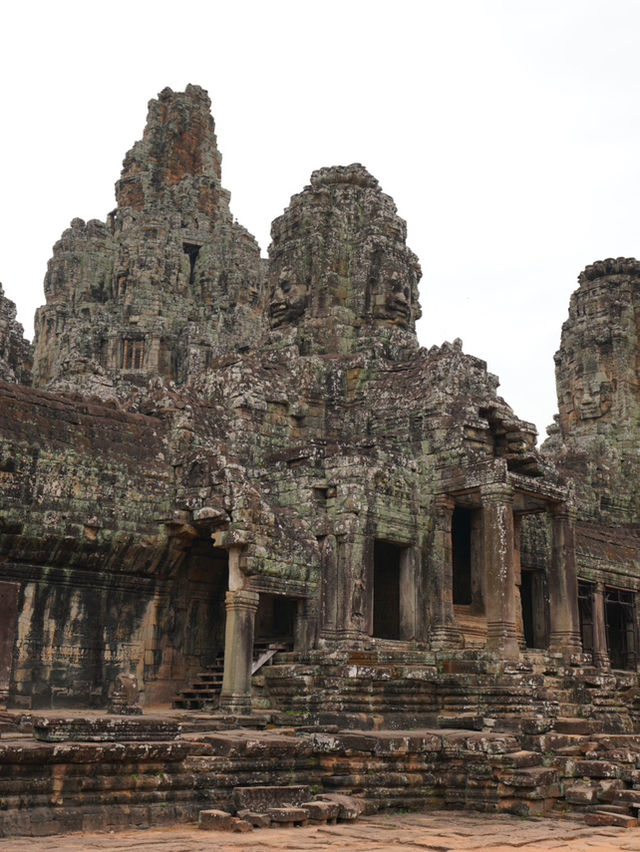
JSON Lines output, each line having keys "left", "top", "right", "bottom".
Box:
{"left": 5, "top": 709, "right": 640, "bottom": 837}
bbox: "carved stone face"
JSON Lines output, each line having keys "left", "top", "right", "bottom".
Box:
{"left": 572, "top": 373, "right": 613, "bottom": 421}
{"left": 371, "top": 261, "right": 412, "bottom": 328}
{"left": 269, "top": 267, "right": 307, "bottom": 328}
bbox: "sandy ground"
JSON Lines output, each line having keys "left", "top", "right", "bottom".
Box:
{"left": 4, "top": 811, "right": 640, "bottom": 852}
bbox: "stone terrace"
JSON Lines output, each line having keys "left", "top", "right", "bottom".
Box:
{"left": 4, "top": 707, "right": 640, "bottom": 837}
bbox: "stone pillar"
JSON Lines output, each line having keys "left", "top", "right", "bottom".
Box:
{"left": 294, "top": 597, "right": 318, "bottom": 652}
{"left": 335, "top": 527, "right": 370, "bottom": 645}
{"left": 592, "top": 582, "right": 610, "bottom": 669}
{"left": 481, "top": 483, "right": 519, "bottom": 659}
{"left": 219, "top": 589, "right": 259, "bottom": 713}
{"left": 429, "top": 496, "right": 463, "bottom": 649}
{"left": 548, "top": 504, "right": 582, "bottom": 659}
{"left": 319, "top": 534, "right": 338, "bottom": 641}
{"left": 0, "top": 582, "right": 19, "bottom": 707}
{"left": 513, "top": 514, "right": 525, "bottom": 649}
{"left": 399, "top": 546, "right": 419, "bottom": 641}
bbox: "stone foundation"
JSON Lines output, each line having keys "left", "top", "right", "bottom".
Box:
{"left": 4, "top": 712, "right": 640, "bottom": 837}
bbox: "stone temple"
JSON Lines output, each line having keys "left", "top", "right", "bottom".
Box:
{"left": 1, "top": 85, "right": 640, "bottom": 834}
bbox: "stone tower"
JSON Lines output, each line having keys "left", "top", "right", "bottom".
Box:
{"left": 267, "top": 164, "right": 421, "bottom": 358}
{"left": 0, "top": 283, "right": 31, "bottom": 384}
{"left": 547, "top": 257, "right": 640, "bottom": 521}
{"left": 554, "top": 257, "right": 640, "bottom": 442}
{"left": 32, "top": 85, "right": 264, "bottom": 398}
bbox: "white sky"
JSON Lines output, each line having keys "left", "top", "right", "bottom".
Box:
{"left": 2, "top": 0, "right": 640, "bottom": 441}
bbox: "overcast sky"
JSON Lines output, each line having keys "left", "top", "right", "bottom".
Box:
{"left": 2, "top": 0, "right": 639, "bottom": 440}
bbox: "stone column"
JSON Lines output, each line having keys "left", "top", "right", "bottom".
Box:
{"left": 481, "top": 483, "right": 519, "bottom": 659}
{"left": 0, "top": 582, "right": 19, "bottom": 707}
{"left": 319, "top": 534, "right": 338, "bottom": 641}
{"left": 548, "top": 504, "right": 582, "bottom": 659}
{"left": 335, "top": 527, "right": 370, "bottom": 645}
{"left": 429, "top": 496, "right": 463, "bottom": 649}
{"left": 592, "top": 582, "right": 610, "bottom": 669}
{"left": 294, "top": 597, "right": 318, "bottom": 651}
{"left": 219, "top": 589, "right": 260, "bottom": 713}
{"left": 513, "top": 514, "right": 525, "bottom": 649}
{"left": 399, "top": 546, "right": 419, "bottom": 641}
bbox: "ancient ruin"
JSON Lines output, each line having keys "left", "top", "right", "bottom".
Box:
{"left": 1, "top": 85, "right": 640, "bottom": 835}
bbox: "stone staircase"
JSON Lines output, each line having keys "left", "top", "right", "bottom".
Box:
{"left": 174, "top": 643, "right": 289, "bottom": 711}
{"left": 261, "top": 648, "right": 639, "bottom": 735}
{"left": 173, "top": 653, "right": 225, "bottom": 710}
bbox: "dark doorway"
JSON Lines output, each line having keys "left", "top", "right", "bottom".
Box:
{"left": 578, "top": 581, "right": 594, "bottom": 659}
{"left": 452, "top": 508, "right": 472, "bottom": 605}
{"left": 520, "top": 570, "right": 547, "bottom": 649}
{"left": 605, "top": 587, "right": 636, "bottom": 670}
{"left": 183, "top": 540, "right": 229, "bottom": 666}
{"left": 373, "top": 540, "right": 402, "bottom": 639}
{"left": 255, "top": 594, "right": 297, "bottom": 643}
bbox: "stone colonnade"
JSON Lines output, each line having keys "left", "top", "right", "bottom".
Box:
{"left": 431, "top": 484, "right": 582, "bottom": 661}
{"left": 216, "top": 484, "right": 585, "bottom": 711}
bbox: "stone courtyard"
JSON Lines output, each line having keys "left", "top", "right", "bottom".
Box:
{"left": 8, "top": 812, "right": 640, "bottom": 851}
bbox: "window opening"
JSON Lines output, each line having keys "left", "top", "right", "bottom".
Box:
{"left": 605, "top": 587, "right": 636, "bottom": 670}
{"left": 578, "top": 581, "right": 594, "bottom": 658}
{"left": 122, "top": 339, "right": 145, "bottom": 370}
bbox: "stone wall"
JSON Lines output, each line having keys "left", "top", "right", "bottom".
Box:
{"left": 4, "top": 722, "right": 640, "bottom": 836}
{"left": 0, "top": 380, "right": 231, "bottom": 707}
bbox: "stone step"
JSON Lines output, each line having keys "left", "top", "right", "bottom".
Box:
{"left": 585, "top": 811, "right": 639, "bottom": 828}
{"left": 184, "top": 684, "right": 220, "bottom": 692}
{"left": 553, "top": 717, "right": 603, "bottom": 735}
{"left": 178, "top": 690, "right": 218, "bottom": 699}
{"left": 437, "top": 713, "right": 484, "bottom": 731}
{"left": 32, "top": 715, "right": 182, "bottom": 742}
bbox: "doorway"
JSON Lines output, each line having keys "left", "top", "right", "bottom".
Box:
{"left": 255, "top": 594, "right": 297, "bottom": 644}
{"left": 605, "top": 587, "right": 636, "bottom": 670}
{"left": 373, "top": 540, "right": 404, "bottom": 639}
{"left": 520, "top": 569, "right": 547, "bottom": 649}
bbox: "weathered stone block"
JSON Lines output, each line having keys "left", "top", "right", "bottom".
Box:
{"left": 566, "top": 783, "right": 598, "bottom": 804}
{"left": 267, "top": 806, "right": 309, "bottom": 826}
{"left": 232, "top": 785, "right": 311, "bottom": 812}
{"left": 301, "top": 800, "right": 339, "bottom": 823}
{"left": 585, "top": 811, "right": 638, "bottom": 828}
{"left": 316, "top": 793, "right": 364, "bottom": 821}
{"left": 32, "top": 716, "right": 181, "bottom": 743}
{"left": 199, "top": 809, "right": 234, "bottom": 831}
{"left": 236, "top": 809, "right": 271, "bottom": 827}
{"left": 575, "top": 760, "right": 619, "bottom": 779}
{"left": 231, "top": 817, "right": 253, "bottom": 832}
